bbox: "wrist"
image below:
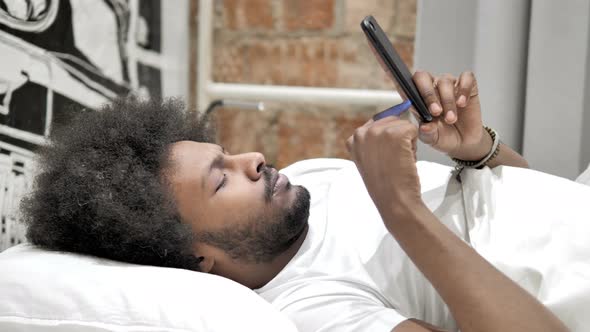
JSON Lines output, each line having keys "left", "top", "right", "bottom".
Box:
{"left": 449, "top": 128, "right": 493, "bottom": 161}
{"left": 381, "top": 199, "right": 432, "bottom": 235}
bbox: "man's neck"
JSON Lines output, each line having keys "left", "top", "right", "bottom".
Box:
{"left": 228, "top": 224, "right": 309, "bottom": 290}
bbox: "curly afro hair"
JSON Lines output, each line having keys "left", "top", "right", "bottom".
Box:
{"left": 21, "top": 97, "right": 213, "bottom": 271}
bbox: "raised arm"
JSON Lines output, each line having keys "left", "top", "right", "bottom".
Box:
{"left": 413, "top": 71, "right": 528, "bottom": 169}
{"left": 346, "top": 113, "right": 567, "bottom": 332}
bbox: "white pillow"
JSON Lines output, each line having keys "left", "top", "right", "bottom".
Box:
{"left": 0, "top": 244, "right": 298, "bottom": 332}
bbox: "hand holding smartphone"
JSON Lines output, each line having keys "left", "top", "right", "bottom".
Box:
{"left": 361, "top": 15, "right": 433, "bottom": 123}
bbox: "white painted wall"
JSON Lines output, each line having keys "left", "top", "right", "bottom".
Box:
{"left": 522, "top": 0, "right": 590, "bottom": 179}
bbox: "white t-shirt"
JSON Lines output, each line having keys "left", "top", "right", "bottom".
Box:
{"left": 256, "top": 158, "right": 590, "bottom": 332}
{"left": 256, "top": 159, "right": 463, "bottom": 331}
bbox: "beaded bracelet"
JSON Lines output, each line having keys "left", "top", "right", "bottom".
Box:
{"left": 452, "top": 126, "right": 501, "bottom": 171}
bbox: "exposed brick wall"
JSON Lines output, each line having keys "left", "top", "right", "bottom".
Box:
{"left": 191, "top": 0, "right": 417, "bottom": 168}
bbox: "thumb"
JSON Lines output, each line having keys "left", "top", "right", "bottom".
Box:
{"left": 419, "top": 122, "right": 439, "bottom": 146}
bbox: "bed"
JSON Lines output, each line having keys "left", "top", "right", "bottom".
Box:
{"left": 1, "top": 161, "right": 589, "bottom": 331}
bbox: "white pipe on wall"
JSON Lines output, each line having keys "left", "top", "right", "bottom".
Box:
{"left": 208, "top": 83, "right": 402, "bottom": 106}
{"left": 197, "top": 0, "right": 401, "bottom": 112}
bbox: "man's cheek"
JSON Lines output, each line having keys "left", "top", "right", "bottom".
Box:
{"left": 225, "top": 199, "right": 263, "bottom": 221}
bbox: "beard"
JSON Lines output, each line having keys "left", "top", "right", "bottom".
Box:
{"left": 196, "top": 184, "right": 311, "bottom": 264}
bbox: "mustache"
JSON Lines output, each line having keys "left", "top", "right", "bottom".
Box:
{"left": 262, "top": 165, "right": 274, "bottom": 202}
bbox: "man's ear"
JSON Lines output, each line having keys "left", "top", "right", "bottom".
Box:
{"left": 197, "top": 255, "right": 215, "bottom": 273}
{"left": 193, "top": 242, "right": 218, "bottom": 273}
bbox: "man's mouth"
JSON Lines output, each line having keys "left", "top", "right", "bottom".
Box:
{"left": 270, "top": 168, "right": 288, "bottom": 195}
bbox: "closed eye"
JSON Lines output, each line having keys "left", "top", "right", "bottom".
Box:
{"left": 216, "top": 173, "right": 227, "bottom": 192}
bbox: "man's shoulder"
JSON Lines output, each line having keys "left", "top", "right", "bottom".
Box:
{"left": 280, "top": 158, "right": 354, "bottom": 175}
{"left": 282, "top": 159, "right": 452, "bottom": 174}
{"left": 280, "top": 158, "right": 354, "bottom": 185}
{"left": 280, "top": 159, "right": 454, "bottom": 190}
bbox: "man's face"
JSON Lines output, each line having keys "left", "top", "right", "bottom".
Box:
{"left": 166, "top": 141, "right": 310, "bottom": 265}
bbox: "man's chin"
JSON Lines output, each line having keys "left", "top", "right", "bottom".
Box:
{"left": 285, "top": 214, "right": 309, "bottom": 246}
{"left": 283, "top": 185, "right": 310, "bottom": 240}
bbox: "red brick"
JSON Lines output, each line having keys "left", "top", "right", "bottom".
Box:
{"left": 211, "top": 36, "right": 414, "bottom": 89}
{"left": 345, "top": 0, "right": 395, "bottom": 34}
{"left": 297, "top": 39, "right": 339, "bottom": 87}
{"left": 224, "top": 0, "right": 274, "bottom": 30}
{"left": 276, "top": 110, "right": 328, "bottom": 168}
{"left": 215, "top": 107, "right": 278, "bottom": 164}
{"left": 392, "top": 38, "right": 414, "bottom": 70}
{"left": 334, "top": 38, "right": 375, "bottom": 89}
{"left": 283, "top": 0, "right": 335, "bottom": 31}
{"left": 331, "top": 111, "right": 374, "bottom": 160}
{"left": 212, "top": 44, "right": 246, "bottom": 83}
{"left": 245, "top": 41, "right": 284, "bottom": 84}
{"left": 239, "top": 39, "right": 340, "bottom": 87}
{"left": 394, "top": 0, "right": 417, "bottom": 38}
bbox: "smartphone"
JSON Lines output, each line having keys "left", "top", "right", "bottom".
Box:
{"left": 361, "top": 15, "right": 432, "bottom": 122}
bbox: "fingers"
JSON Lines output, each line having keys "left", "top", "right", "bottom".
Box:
{"left": 412, "top": 70, "right": 483, "bottom": 154}
{"left": 377, "top": 119, "right": 418, "bottom": 144}
{"left": 346, "top": 117, "right": 416, "bottom": 155}
{"left": 346, "top": 135, "right": 353, "bottom": 153}
{"left": 418, "top": 121, "right": 439, "bottom": 146}
{"left": 351, "top": 68, "right": 479, "bottom": 155}
{"left": 456, "top": 71, "right": 476, "bottom": 108}
{"left": 346, "top": 118, "right": 373, "bottom": 153}
{"left": 437, "top": 74, "right": 458, "bottom": 124}
{"left": 413, "top": 71, "right": 442, "bottom": 116}
{"left": 414, "top": 70, "right": 478, "bottom": 126}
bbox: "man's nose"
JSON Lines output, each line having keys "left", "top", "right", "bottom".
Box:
{"left": 237, "top": 152, "right": 266, "bottom": 181}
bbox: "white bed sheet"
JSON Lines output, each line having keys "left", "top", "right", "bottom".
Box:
{"left": 460, "top": 165, "right": 590, "bottom": 331}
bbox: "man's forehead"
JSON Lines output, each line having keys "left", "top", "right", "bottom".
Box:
{"left": 170, "top": 141, "right": 219, "bottom": 158}
{"left": 167, "top": 141, "right": 220, "bottom": 175}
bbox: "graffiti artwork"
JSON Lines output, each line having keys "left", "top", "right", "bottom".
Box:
{"left": 0, "top": 0, "right": 163, "bottom": 250}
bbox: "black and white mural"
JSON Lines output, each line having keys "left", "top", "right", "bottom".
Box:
{"left": 0, "top": 0, "right": 170, "bottom": 250}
